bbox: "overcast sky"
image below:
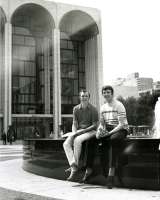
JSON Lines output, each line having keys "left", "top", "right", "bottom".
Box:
{"left": 49, "top": 0, "right": 160, "bottom": 84}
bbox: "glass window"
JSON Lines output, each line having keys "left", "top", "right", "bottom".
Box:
{"left": 61, "top": 117, "right": 73, "bottom": 133}
{"left": 12, "top": 29, "right": 41, "bottom": 114}
{"left": 60, "top": 39, "right": 67, "bottom": 49}
{"left": 12, "top": 5, "right": 54, "bottom": 115}
{"left": 61, "top": 50, "right": 73, "bottom": 64}
{"left": 25, "top": 36, "right": 35, "bottom": 46}
{"left": 12, "top": 35, "right": 24, "bottom": 45}
{"left": 68, "top": 41, "right": 74, "bottom": 49}
{"left": 61, "top": 39, "right": 86, "bottom": 114}
{"left": 12, "top": 117, "right": 53, "bottom": 139}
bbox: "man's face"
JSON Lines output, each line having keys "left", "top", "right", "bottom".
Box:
{"left": 80, "top": 92, "right": 90, "bottom": 103}
{"left": 102, "top": 89, "right": 113, "bottom": 102}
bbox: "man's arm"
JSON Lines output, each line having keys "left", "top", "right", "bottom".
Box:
{"left": 97, "top": 107, "right": 105, "bottom": 129}
{"left": 70, "top": 107, "right": 79, "bottom": 136}
{"left": 108, "top": 124, "right": 123, "bottom": 135}
{"left": 80, "top": 122, "right": 98, "bottom": 134}
{"left": 72, "top": 120, "right": 78, "bottom": 134}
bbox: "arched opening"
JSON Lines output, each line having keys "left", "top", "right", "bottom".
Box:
{"left": 11, "top": 3, "right": 55, "bottom": 138}
{"left": 59, "top": 10, "right": 99, "bottom": 132}
{"left": 0, "top": 7, "right": 6, "bottom": 132}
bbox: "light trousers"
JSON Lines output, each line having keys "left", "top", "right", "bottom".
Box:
{"left": 63, "top": 130, "right": 96, "bottom": 166}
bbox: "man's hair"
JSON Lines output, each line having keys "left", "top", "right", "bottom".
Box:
{"left": 101, "top": 85, "right": 114, "bottom": 95}
{"left": 79, "top": 89, "right": 90, "bottom": 98}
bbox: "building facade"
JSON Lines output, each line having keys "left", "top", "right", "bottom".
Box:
{"left": 139, "top": 81, "right": 160, "bottom": 96}
{"left": 137, "top": 77, "right": 153, "bottom": 92}
{"left": 112, "top": 73, "right": 155, "bottom": 98}
{"left": 0, "top": 0, "right": 103, "bottom": 139}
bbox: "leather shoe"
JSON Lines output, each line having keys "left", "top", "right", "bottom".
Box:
{"left": 67, "top": 170, "right": 78, "bottom": 181}
{"left": 106, "top": 176, "right": 114, "bottom": 189}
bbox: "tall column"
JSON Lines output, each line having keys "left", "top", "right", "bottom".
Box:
{"left": 96, "top": 33, "right": 103, "bottom": 108}
{"left": 4, "top": 21, "right": 12, "bottom": 133}
{"left": 52, "top": 28, "right": 61, "bottom": 138}
{"left": 0, "top": 26, "right": 3, "bottom": 114}
{"left": 44, "top": 37, "right": 50, "bottom": 114}
{"left": 85, "top": 36, "right": 98, "bottom": 107}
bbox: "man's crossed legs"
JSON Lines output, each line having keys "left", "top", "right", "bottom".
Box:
{"left": 63, "top": 130, "right": 96, "bottom": 181}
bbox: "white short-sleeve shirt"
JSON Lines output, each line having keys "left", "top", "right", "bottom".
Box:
{"left": 100, "top": 99, "right": 128, "bottom": 129}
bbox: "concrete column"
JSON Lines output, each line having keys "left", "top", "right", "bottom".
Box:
{"left": 44, "top": 37, "right": 50, "bottom": 114}
{"left": 52, "top": 28, "right": 61, "bottom": 138}
{"left": 0, "top": 26, "right": 3, "bottom": 114}
{"left": 57, "top": 29, "right": 61, "bottom": 128}
{"left": 85, "top": 36, "right": 98, "bottom": 107}
{"left": 96, "top": 33, "right": 103, "bottom": 108}
{"left": 4, "top": 21, "right": 12, "bottom": 133}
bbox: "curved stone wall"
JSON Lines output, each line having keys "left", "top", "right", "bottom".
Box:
{"left": 23, "top": 138, "right": 160, "bottom": 189}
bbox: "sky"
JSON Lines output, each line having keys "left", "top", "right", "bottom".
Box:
{"left": 49, "top": 0, "right": 160, "bottom": 84}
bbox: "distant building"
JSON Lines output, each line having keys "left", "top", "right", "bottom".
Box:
{"left": 153, "top": 81, "right": 160, "bottom": 91}
{"left": 123, "top": 72, "right": 139, "bottom": 87}
{"left": 112, "top": 72, "right": 154, "bottom": 98}
{"left": 114, "top": 85, "right": 139, "bottom": 99}
{"left": 152, "top": 82, "right": 160, "bottom": 96}
{"left": 127, "top": 72, "right": 139, "bottom": 79}
{"left": 137, "top": 78, "right": 153, "bottom": 91}
{"left": 112, "top": 78, "right": 125, "bottom": 86}
{"left": 139, "top": 81, "right": 160, "bottom": 96}
{"left": 138, "top": 89, "right": 153, "bottom": 96}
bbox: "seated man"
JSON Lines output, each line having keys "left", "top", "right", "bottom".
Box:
{"left": 96, "top": 85, "right": 128, "bottom": 189}
{"left": 63, "top": 90, "right": 98, "bottom": 181}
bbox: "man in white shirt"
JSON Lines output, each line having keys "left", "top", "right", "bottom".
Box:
{"left": 96, "top": 85, "right": 128, "bottom": 189}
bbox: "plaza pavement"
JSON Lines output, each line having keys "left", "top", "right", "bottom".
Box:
{"left": 0, "top": 144, "right": 160, "bottom": 200}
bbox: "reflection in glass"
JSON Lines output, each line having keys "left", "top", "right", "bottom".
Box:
{"left": 11, "top": 4, "right": 54, "bottom": 114}
{"left": 60, "top": 10, "right": 99, "bottom": 115}
{"left": 12, "top": 117, "right": 53, "bottom": 139}
{"left": 60, "top": 39, "right": 85, "bottom": 114}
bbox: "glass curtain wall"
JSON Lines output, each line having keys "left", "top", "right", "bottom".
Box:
{"left": 60, "top": 11, "right": 99, "bottom": 132}
{"left": 12, "top": 5, "right": 54, "bottom": 114}
{"left": 11, "top": 4, "right": 54, "bottom": 138}
{"left": 60, "top": 38, "right": 85, "bottom": 114}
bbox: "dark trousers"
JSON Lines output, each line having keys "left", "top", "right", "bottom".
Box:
{"left": 85, "top": 137, "right": 97, "bottom": 168}
{"left": 3, "top": 139, "right": 6, "bottom": 145}
{"left": 86, "top": 129, "right": 127, "bottom": 176}
{"left": 2, "top": 134, "right": 6, "bottom": 145}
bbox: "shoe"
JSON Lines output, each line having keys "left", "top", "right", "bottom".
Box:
{"left": 65, "top": 167, "right": 71, "bottom": 173}
{"left": 106, "top": 176, "right": 114, "bottom": 189}
{"left": 81, "top": 171, "right": 94, "bottom": 183}
{"left": 67, "top": 170, "right": 78, "bottom": 181}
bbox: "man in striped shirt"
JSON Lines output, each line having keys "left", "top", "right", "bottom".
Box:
{"left": 96, "top": 85, "right": 129, "bottom": 189}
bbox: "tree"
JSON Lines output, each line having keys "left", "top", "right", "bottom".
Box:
{"left": 137, "top": 94, "right": 154, "bottom": 126}
{"left": 125, "top": 96, "right": 138, "bottom": 125}
{"left": 117, "top": 94, "right": 155, "bottom": 127}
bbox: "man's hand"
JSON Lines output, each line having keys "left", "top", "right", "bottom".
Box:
{"left": 96, "top": 127, "right": 109, "bottom": 139}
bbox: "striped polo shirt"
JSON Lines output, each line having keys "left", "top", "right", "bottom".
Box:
{"left": 100, "top": 99, "right": 128, "bottom": 129}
